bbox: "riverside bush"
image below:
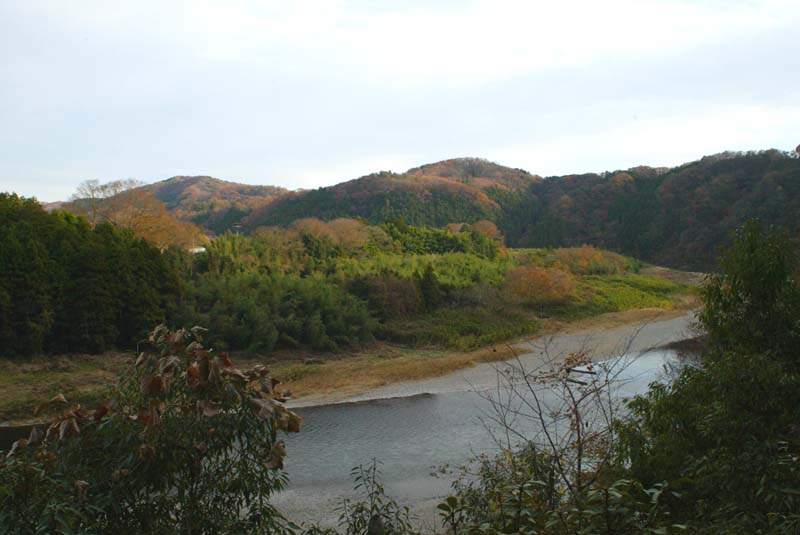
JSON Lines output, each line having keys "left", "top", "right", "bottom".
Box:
{"left": 0, "top": 325, "right": 300, "bottom": 534}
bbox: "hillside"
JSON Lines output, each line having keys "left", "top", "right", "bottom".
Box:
{"left": 236, "top": 150, "right": 800, "bottom": 269}
{"left": 143, "top": 176, "right": 288, "bottom": 234}
{"left": 499, "top": 149, "right": 800, "bottom": 269}
{"left": 57, "top": 149, "right": 800, "bottom": 268}
{"left": 242, "top": 158, "right": 540, "bottom": 229}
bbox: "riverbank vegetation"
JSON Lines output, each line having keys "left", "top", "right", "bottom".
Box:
{"left": 1, "top": 214, "right": 793, "bottom": 533}
{"left": 1, "top": 195, "right": 691, "bottom": 360}
{"left": 0, "top": 195, "right": 694, "bottom": 424}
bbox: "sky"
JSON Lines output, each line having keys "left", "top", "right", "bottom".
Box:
{"left": 1, "top": 0, "right": 799, "bottom": 202}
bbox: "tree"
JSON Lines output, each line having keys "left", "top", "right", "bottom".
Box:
{"left": 470, "top": 220, "right": 502, "bottom": 240}
{"left": 614, "top": 220, "right": 800, "bottom": 533}
{"left": 113, "top": 190, "right": 204, "bottom": 251}
{"left": 417, "top": 264, "right": 444, "bottom": 310}
{"left": 0, "top": 194, "right": 180, "bottom": 356}
{"left": 70, "top": 178, "right": 144, "bottom": 228}
{"left": 70, "top": 179, "right": 104, "bottom": 228}
{"left": 699, "top": 220, "right": 800, "bottom": 359}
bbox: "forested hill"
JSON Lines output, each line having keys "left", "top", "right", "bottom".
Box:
{"left": 143, "top": 176, "right": 288, "bottom": 234}
{"left": 240, "top": 150, "right": 800, "bottom": 269}
{"left": 241, "top": 158, "right": 540, "bottom": 229}
{"left": 500, "top": 149, "right": 800, "bottom": 269}
{"left": 58, "top": 149, "right": 800, "bottom": 269}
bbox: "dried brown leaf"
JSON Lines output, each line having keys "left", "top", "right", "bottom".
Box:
{"left": 93, "top": 404, "right": 109, "bottom": 422}
{"left": 199, "top": 399, "right": 221, "bottom": 418}
{"left": 265, "top": 441, "right": 286, "bottom": 470}
{"left": 58, "top": 419, "right": 70, "bottom": 441}
{"left": 5, "top": 438, "right": 28, "bottom": 458}
{"left": 75, "top": 480, "right": 89, "bottom": 504}
{"left": 28, "top": 426, "right": 43, "bottom": 445}
{"left": 33, "top": 401, "right": 49, "bottom": 417}
{"left": 187, "top": 363, "right": 200, "bottom": 384}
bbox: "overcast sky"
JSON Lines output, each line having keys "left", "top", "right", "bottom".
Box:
{"left": 1, "top": 0, "right": 798, "bottom": 201}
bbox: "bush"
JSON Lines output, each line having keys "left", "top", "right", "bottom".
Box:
{"left": 699, "top": 220, "right": 800, "bottom": 359}
{"left": 438, "top": 445, "right": 687, "bottom": 535}
{"left": 346, "top": 274, "right": 423, "bottom": 320}
{"left": 174, "top": 274, "right": 379, "bottom": 352}
{"left": 504, "top": 265, "right": 576, "bottom": 307}
{"left": 0, "top": 325, "right": 300, "bottom": 534}
{"left": 551, "top": 245, "right": 634, "bottom": 275}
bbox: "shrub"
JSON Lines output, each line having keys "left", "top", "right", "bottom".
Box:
{"left": 504, "top": 265, "right": 576, "bottom": 307}
{"left": 551, "top": 245, "right": 633, "bottom": 275}
{"left": 0, "top": 325, "right": 300, "bottom": 534}
{"left": 346, "top": 274, "right": 423, "bottom": 320}
{"left": 337, "top": 460, "right": 416, "bottom": 535}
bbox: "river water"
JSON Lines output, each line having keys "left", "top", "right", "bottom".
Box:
{"left": 0, "top": 313, "right": 696, "bottom": 529}
{"left": 274, "top": 313, "right": 697, "bottom": 528}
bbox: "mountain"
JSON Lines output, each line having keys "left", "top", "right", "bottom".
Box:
{"left": 142, "top": 176, "right": 288, "bottom": 234}
{"left": 499, "top": 149, "right": 800, "bottom": 269}
{"left": 56, "top": 148, "right": 800, "bottom": 269}
{"left": 242, "top": 158, "right": 540, "bottom": 230}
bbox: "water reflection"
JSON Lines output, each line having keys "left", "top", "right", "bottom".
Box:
{"left": 276, "top": 349, "right": 679, "bottom": 522}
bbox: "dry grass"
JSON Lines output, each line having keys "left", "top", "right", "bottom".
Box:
{"left": 258, "top": 304, "right": 698, "bottom": 406}
{"left": 640, "top": 265, "right": 706, "bottom": 286}
{"left": 251, "top": 344, "right": 520, "bottom": 404}
{"left": 0, "top": 353, "right": 130, "bottom": 425}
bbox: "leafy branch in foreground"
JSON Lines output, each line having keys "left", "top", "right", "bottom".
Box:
{"left": 437, "top": 338, "right": 688, "bottom": 535}
{"left": 0, "top": 324, "right": 301, "bottom": 534}
{"left": 300, "top": 459, "right": 418, "bottom": 535}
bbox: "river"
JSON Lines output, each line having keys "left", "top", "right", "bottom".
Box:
{"left": 0, "top": 313, "right": 696, "bottom": 529}
{"left": 274, "top": 312, "right": 697, "bottom": 529}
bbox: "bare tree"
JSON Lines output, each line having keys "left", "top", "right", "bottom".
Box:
{"left": 70, "top": 178, "right": 144, "bottom": 228}
{"left": 467, "top": 327, "right": 661, "bottom": 531}
{"left": 70, "top": 179, "right": 103, "bottom": 228}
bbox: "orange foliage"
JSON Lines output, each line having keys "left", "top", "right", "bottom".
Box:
{"left": 505, "top": 265, "right": 575, "bottom": 306}
{"left": 104, "top": 189, "right": 205, "bottom": 250}
{"left": 471, "top": 220, "right": 503, "bottom": 240}
{"left": 327, "top": 218, "right": 371, "bottom": 248}
{"left": 291, "top": 217, "right": 338, "bottom": 241}
{"left": 551, "top": 245, "right": 628, "bottom": 275}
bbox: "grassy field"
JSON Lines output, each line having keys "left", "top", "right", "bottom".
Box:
{"left": 0, "top": 267, "right": 699, "bottom": 425}
{"left": 0, "top": 355, "right": 127, "bottom": 425}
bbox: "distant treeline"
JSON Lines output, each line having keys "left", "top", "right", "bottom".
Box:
{"left": 0, "top": 199, "right": 504, "bottom": 356}
{"left": 239, "top": 151, "right": 800, "bottom": 270}
{"left": 499, "top": 150, "right": 800, "bottom": 269}
{"left": 1, "top": 195, "right": 685, "bottom": 357}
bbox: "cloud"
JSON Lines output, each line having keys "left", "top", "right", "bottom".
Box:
{"left": 0, "top": 0, "right": 798, "bottom": 200}
{"left": 490, "top": 103, "right": 800, "bottom": 176}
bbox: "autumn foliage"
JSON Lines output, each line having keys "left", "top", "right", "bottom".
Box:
{"left": 68, "top": 179, "right": 206, "bottom": 250}
{"left": 0, "top": 325, "right": 300, "bottom": 533}
{"left": 551, "top": 245, "right": 629, "bottom": 275}
{"left": 504, "top": 265, "right": 576, "bottom": 307}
